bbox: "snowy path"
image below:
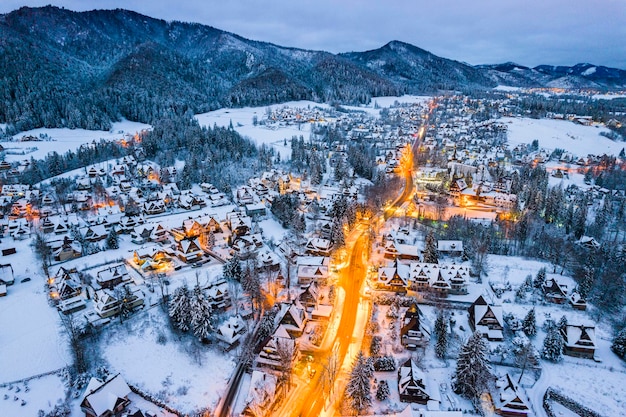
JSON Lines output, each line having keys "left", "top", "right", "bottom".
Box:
{"left": 528, "top": 368, "right": 550, "bottom": 417}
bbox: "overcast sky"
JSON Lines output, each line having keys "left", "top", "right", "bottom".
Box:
{"left": 1, "top": 0, "right": 625, "bottom": 68}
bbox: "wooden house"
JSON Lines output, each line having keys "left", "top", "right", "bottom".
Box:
{"left": 491, "top": 374, "right": 532, "bottom": 417}
{"left": 96, "top": 264, "right": 130, "bottom": 289}
{"left": 398, "top": 359, "right": 434, "bottom": 404}
{"left": 542, "top": 278, "right": 568, "bottom": 304}
{"left": 80, "top": 374, "right": 131, "bottom": 417}
{"left": 561, "top": 324, "right": 596, "bottom": 359}
{"left": 468, "top": 295, "right": 503, "bottom": 341}
{"left": 257, "top": 325, "right": 299, "bottom": 370}
{"left": 400, "top": 303, "right": 430, "bottom": 349}
{"left": 215, "top": 314, "right": 247, "bottom": 349}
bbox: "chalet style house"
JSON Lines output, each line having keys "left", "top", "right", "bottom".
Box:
{"left": 561, "top": 324, "right": 597, "bottom": 359}
{"left": 398, "top": 359, "right": 436, "bottom": 405}
{"left": 468, "top": 295, "right": 504, "bottom": 341}
{"left": 400, "top": 303, "right": 430, "bottom": 349}
{"left": 81, "top": 374, "right": 131, "bottom": 417}
{"left": 491, "top": 374, "right": 532, "bottom": 417}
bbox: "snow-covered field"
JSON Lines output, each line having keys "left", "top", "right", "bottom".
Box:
{"left": 0, "top": 238, "right": 71, "bottom": 382}
{"left": 195, "top": 96, "right": 431, "bottom": 160}
{"left": 0, "top": 374, "right": 66, "bottom": 417}
{"left": 1, "top": 120, "right": 151, "bottom": 162}
{"left": 102, "top": 309, "right": 235, "bottom": 414}
{"left": 195, "top": 101, "right": 325, "bottom": 160}
{"left": 500, "top": 116, "right": 622, "bottom": 156}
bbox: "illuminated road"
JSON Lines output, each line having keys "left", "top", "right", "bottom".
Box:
{"left": 278, "top": 101, "right": 434, "bottom": 417}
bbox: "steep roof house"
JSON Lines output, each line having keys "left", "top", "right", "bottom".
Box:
{"left": 491, "top": 373, "right": 532, "bottom": 417}
{"left": 561, "top": 324, "right": 596, "bottom": 359}
{"left": 468, "top": 295, "right": 503, "bottom": 341}
{"left": 96, "top": 264, "right": 130, "bottom": 289}
{"left": 398, "top": 359, "right": 436, "bottom": 405}
{"left": 80, "top": 374, "right": 131, "bottom": 417}
{"left": 400, "top": 303, "right": 431, "bottom": 349}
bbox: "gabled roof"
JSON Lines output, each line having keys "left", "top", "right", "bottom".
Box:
{"left": 562, "top": 324, "right": 596, "bottom": 349}
{"left": 81, "top": 374, "right": 131, "bottom": 417}
{"left": 492, "top": 374, "right": 531, "bottom": 415}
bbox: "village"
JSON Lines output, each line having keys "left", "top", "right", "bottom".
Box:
{"left": 0, "top": 92, "right": 625, "bottom": 417}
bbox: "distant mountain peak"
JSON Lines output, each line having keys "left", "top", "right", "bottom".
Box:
{"left": 0, "top": 5, "right": 624, "bottom": 132}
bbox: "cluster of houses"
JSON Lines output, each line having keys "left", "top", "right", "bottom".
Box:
{"left": 48, "top": 263, "right": 145, "bottom": 326}
{"left": 376, "top": 230, "right": 470, "bottom": 296}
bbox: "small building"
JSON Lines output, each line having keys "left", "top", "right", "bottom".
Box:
{"left": 468, "top": 295, "right": 503, "bottom": 341}
{"left": 304, "top": 238, "right": 332, "bottom": 257}
{"left": 215, "top": 315, "right": 247, "bottom": 350}
{"left": 96, "top": 264, "right": 130, "bottom": 289}
{"left": 242, "top": 371, "right": 282, "bottom": 417}
{"left": 398, "top": 359, "right": 435, "bottom": 404}
{"left": 437, "top": 240, "right": 463, "bottom": 257}
{"left": 542, "top": 278, "right": 568, "bottom": 304}
{"left": 80, "top": 374, "right": 131, "bottom": 417}
{"left": 400, "top": 303, "right": 430, "bottom": 349}
{"left": 175, "top": 238, "right": 203, "bottom": 263}
{"left": 376, "top": 261, "right": 410, "bottom": 292}
{"left": 561, "top": 324, "right": 596, "bottom": 359}
{"left": 491, "top": 373, "right": 532, "bottom": 417}
{"left": 276, "top": 300, "right": 307, "bottom": 338}
{"left": 93, "top": 285, "right": 144, "bottom": 319}
{"left": 297, "top": 263, "right": 329, "bottom": 285}
{"left": 245, "top": 203, "right": 267, "bottom": 218}
{"left": 257, "top": 325, "right": 299, "bottom": 370}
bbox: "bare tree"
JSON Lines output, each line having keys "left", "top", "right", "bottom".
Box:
{"left": 514, "top": 341, "right": 538, "bottom": 383}
{"left": 321, "top": 350, "right": 340, "bottom": 399}
{"left": 59, "top": 313, "right": 88, "bottom": 373}
{"left": 32, "top": 229, "right": 52, "bottom": 278}
{"left": 276, "top": 338, "right": 296, "bottom": 393}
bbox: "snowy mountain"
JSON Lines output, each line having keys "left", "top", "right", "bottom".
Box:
{"left": 482, "top": 62, "right": 626, "bottom": 89}
{"left": 340, "top": 40, "right": 496, "bottom": 92}
{"left": 1, "top": 6, "right": 625, "bottom": 132}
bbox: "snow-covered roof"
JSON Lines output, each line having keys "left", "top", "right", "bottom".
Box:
{"left": 81, "top": 374, "right": 131, "bottom": 417}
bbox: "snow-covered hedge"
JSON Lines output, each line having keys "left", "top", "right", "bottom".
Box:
{"left": 544, "top": 387, "right": 601, "bottom": 417}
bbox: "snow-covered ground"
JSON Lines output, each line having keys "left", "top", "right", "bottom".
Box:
{"left": 195, "top": 96, "right": 431, "bottom": 160}
{"left": 102, "top": 308, "right": 235, "bottom": 414}
{"left": 500, "top": 116, "right": 622, "bottom": 156}
{"left": 194, "top": 101, "right": 326, "bottom": 160}
{"left": 0, "top": 374, "right": 66, "bottom": 417}
{"left": 1, "top": 120, "right": 151, "bottom": 162}
{"left": 0, "top": 239, "right": 71, "bottom": 382}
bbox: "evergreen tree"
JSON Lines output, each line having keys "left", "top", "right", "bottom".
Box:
{"left": 557, "top": 315, "right": 568, "bottom": 334}
{"left": 223, "top": 257, "right": 242, "bottom": 281}
{"left": 169, "top": 284, "right": 192, "bottom": 332}
{"left": 241, "top": 263, "right": 262, "bottom": 312}
{"left": 533, "top": 267, "right": 546, "bottom": 289}
{"left": 434, "top": 311, "right": 448, "bottom": 359}
{"left": 106, "top": 227, "right": 119, "bottom": 250}
{"left": 612, "top": 328, "right": 626, "bottom": 359}
{"left": 190, "top": 285, "right": 213, "bottom": 340}
{"left": 522, "top": 308, "right": 537, "bottom": 337}
{"left": 376, "top": 380, "right": 390, "bottom": 401}
{"left": 345, "top": 350, "right": 373, "bottom": 414}
{"left": 423, "top": 231, "right": 438, "bottom": 264}
{"left": 578, "top": 266, "right": 594, "bottom": 300}
{"left": 255, "top": 309, "right": 277, "bottom": 349}
{"left": 330, "top": 220, "right": 345, "bottom": 250}
{"left": 542, "top": 327, "right": 564, "bottom": 362}
{"left": 370, "top": 336, "right": 382, "bottom": 356}
{"left": 453, "top": 331, "right": 491, "bottom": 399}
